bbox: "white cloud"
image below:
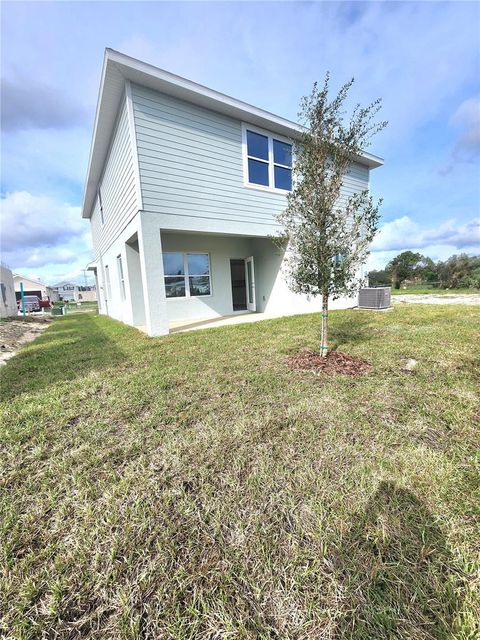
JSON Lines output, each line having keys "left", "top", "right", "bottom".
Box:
{"left": 1, "top": 191, "right": 92, "bottom": 284}
{"left": 423, "top": 218, "right": 480, "bottom": 248}
{"left": 371, "top": 216, "right": 420, "bottom": 252}
{"left": 1, "top": 191, "right": 84, "bottom": 250}
{"left": 368, "top": 215, "right": 480, "bottom": 270}
{"left": 451, "top": 96, "right": 480, "bottom": 162}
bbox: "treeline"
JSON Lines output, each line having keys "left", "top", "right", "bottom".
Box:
{"left": 369, "top": 252, "right": 480, "bottom": 289}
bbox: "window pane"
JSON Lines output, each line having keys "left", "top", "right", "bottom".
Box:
{"left": 165, "top": 276, "right": 186, "bottom": 298}
{"left": 273, "top": 139, "right": 292, "bottom": 167}
{"left": 187, "top": 253, "right": 209, "bottom": 275}
{"left": 246, "top": 130, "right": 268, "bottom": 160}
{"left": 274, "top": 166, "right": 292, "bottom": 191}
{"left": 189, "top": 276, "right": 211, "bottom": 296}
{"left": 163, "top": 253, "right": 184, "bottom": 276}
{"left": 248, "top": 159, "right": 269, "bottom": 186}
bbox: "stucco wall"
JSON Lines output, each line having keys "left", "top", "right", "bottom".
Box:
{"left": 0, "top": 265, "right": 17, "bottom": 318}
{"left": 161, "top": 232, "right": 253, "bottom": 323}
{"left": 250, "top": 237, "right": 356, "bottom": 315}
{"left": 161, "top": 232, "right": 356, "bottom": 324}
{"left": 94, "top": 220, "right": 358, "bottom": 336}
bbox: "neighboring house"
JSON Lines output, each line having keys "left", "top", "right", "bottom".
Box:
{"left": 81, "top": 49, "right": 383, "bottom": 336}
{"left": 53, "top": 282, "right": 76, "bottom": 301}
{"left": 76, "top": 286, "right": 97, "bottom": 303}
{"left": 0, "top": 264, "right": 17, "bottom": 318}
{"left": 13, "top": 274, "right": 59, "bottom": 303}
{"left": 53, "top": 282, "right": 97, "bottom": 302}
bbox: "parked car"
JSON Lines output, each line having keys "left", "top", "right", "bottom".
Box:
{"left": 17, "top": 295, "right": 41, "bottom": 312}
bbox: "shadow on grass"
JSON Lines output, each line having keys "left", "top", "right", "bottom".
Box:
{"left": 334, "top": 481, "right": 464, "bottom": 639}
{"left": 328, "top": 311, "right": 380, "bottom": 352}
{"left": 1, "top": 314, "right": 127, "bottom": 401}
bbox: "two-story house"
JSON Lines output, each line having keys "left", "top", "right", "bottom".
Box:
{"left": 82, "top": 49, "right": 383, "bottom": 336}
{"left": 53, "top": 281, "right": 97, "bottom": 303}
{"left": 53, "top": 281, "right": 77, "bottom": 302}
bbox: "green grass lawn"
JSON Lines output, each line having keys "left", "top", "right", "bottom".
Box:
{"left": 56, "top": 301, "right": 99, "bottom": 313}
{"left": 391, "top": 288, "right": 480, "bottom": 295}
{"left": 1, "top": 307, "right": 479, "bottom": 639}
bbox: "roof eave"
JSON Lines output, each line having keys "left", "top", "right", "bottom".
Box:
{"left": 81, "top": 51, "right": 110, "bottom": 219}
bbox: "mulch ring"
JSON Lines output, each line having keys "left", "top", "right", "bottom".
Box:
{"left": 287, "top": 350, "right": 372, "bottom": 376}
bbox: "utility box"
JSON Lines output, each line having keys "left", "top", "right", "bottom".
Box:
{"left": 358, "top": 287, "right": 391, "bottom": 310}
{"left": 51, "top": 306, "right": 65, "bottom": 316}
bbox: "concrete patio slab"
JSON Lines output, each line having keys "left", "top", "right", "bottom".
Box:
{"left": 169, "top": 312, "right": 274, "bottom": 333}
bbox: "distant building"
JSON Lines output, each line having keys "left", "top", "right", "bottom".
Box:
{"left": 53, "top": 282, "right": 97, "bottom": 302}
{"left": 13, "top": 274, "right": 59, "bottom": 302}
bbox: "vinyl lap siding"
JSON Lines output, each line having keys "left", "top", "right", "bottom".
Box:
{"left": 94, "top": 97, "right": 139, "bottom": 256}
{"left": 131, "top": 84, "right": 371, "bottom": 232}
{"left": 131, "top": 84, "right": 287, "bottom": 230}
{"left": 341, "top": 162, "right": 370, "bottom": 196}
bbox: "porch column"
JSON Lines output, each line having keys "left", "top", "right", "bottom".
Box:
{"left": 138, "top": 212, "right": 169, "bottom": 336}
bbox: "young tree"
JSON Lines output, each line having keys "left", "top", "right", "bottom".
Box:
{"left": 276, "top": 75, "right": 386, "bottom": 356}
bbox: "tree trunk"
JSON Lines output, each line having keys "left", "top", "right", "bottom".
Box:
{"left": 320, "top": 292, "right": 329, "bottom": 357}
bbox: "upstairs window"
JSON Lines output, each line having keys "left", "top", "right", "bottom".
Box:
{"left": 163, "top": 252, "right": 211, "bottom": 298}
{"left": 246, "top": 130, "right": 269, "bottom": 187}
{"left": 243, "top": 125, "right": 292, "bottom": 191}
{"left": 273, "top": 139, "right": 292, "bottom": 190}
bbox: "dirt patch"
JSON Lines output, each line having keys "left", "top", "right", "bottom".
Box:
{"left": 393, "top": 293, "right": 480, "bottom": 305}
{"left": 288, "top": 350, "right": 372, "bottom": 376}
{"left": 0, "top": 318, "right": 50, "bottom": 366}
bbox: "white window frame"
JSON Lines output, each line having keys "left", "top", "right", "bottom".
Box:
{"left": 117, "top": 254, "right": 126, "bottom": 301}
{"left": 163, "top": 252, "right": 212, "bottom": 300}
{"left": 241, "top": 123, "right": 293, "bottom": 194}
{"left": 104, "top": 265, "right": 111, "bottom": 300}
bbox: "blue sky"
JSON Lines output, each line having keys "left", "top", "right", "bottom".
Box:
{"left": 1, "top": 0, "right": 479, "bottom": 284}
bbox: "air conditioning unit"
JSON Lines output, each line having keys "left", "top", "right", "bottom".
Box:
{"left": 358, "top": 287, "right": 391, "bottom": 309}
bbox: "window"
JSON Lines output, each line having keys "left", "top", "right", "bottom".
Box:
{"left": 273, "top": 139, "right": 292, "bottom": 190}
{"left": 244, "top": 125, "right": 292, "bottom": 191}
{"left": 117, "top": 255, "right": 126, "bottom": 300}
{"left": 104, "top": 265, "right": 111, "bottom": 300}
{"left": 246, "top": 130, "right": 269, "bottom": 187}
{"left": 163, "top": 252, "right": 211, "bottom": 298}
{"left": 98, "top": 188, "right": 105, "bottom": 225}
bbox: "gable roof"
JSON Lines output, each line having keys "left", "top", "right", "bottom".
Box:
{"left": 13, "top": 273, "right": 50, "bottom": 288}
{"left": 81, "top": 48, "right": 384, "bottom": 219}
{"left": 52, "top": 281, "right": 78, "bottom": 288}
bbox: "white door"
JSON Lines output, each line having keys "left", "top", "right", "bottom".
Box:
{"left": 244, "top": 256, "right": 256, "bottom": 312}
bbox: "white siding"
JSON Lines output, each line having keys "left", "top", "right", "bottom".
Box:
{"left": 132, "top": 84, "right": 287, "bottom": 233}
{"left": 131, "top": 84, "right": 371, "bottom": 235}
{"left": 91, "top": 96, "right": 139, "bottom": 259}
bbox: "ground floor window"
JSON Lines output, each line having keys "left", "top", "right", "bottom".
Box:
{"left": 163, "top": 252, "right": 211, "bottom": 298}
